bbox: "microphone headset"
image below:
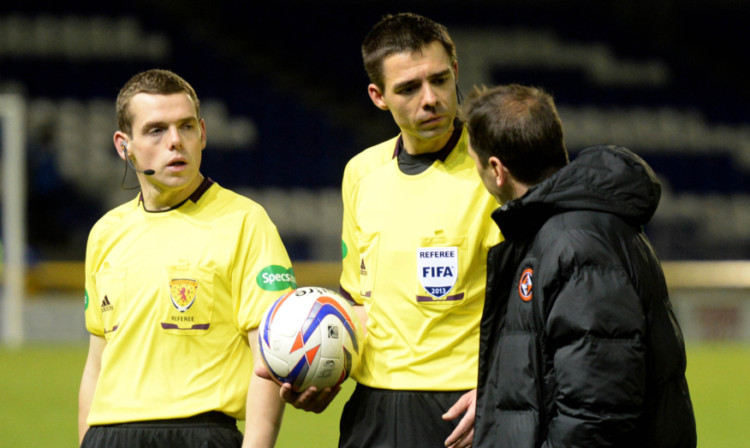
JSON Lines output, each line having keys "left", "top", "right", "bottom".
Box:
{"left": 121, "top": 142, "right": 155, "bottom": 176}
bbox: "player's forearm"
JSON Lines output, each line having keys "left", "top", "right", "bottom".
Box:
{"left": 244, "top": 329, "right": 284, "bottom": 447}
{"left": 78, "top": 335, "right": 106, "bottom": 444}
{"left": 78, "top": 372, "right": 95, "bottom": 444}
{"left": 353, "top": 304, "right": 368, "bottom": 337}
{"left": 242, "top": 373, "right": 285, "bottom": 448}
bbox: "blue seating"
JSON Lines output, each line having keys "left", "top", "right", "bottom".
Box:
{"left": 2, "top": 3, "right": 748, "bottom": 260}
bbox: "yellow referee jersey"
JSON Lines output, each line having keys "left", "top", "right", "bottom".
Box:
{"left": 84, "top": 179, "right": 295, "bottom": 424}
{"left": 340, "top": 128, "right": 502, "bottom": 391}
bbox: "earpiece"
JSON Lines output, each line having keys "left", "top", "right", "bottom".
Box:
{"left": 121, "top": 141, "right": 155, "bottom": 176}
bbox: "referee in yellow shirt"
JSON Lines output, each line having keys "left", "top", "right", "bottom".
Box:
{"left": 276, "top": 13, "right": 502, "bottom": 448}
{"left": 78, "top": 69, "right": 295, "bottom": 447}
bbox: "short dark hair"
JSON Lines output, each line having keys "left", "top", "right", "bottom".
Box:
{"left": 362, "top": 13, "right": 457, "bottom": 90}
{"left": 116, "top": 69, "right": 200, "bottom": 136}
{"left": 463, "top": 84, "right": 569, "bottom": 185}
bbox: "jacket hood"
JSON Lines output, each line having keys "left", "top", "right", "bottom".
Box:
{"left": 494, "top": 145, "right": 662, "bottom": 239}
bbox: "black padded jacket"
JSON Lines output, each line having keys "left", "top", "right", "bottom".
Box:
{"left": 474, "top": 145, "right": 696, "bottom": 447}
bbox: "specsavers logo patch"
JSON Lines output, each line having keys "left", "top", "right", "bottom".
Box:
{"left": 170, "top": 278, "right": 198, "bottom": 313}
{"left": 417, "top": 247, "right": 458, "bottom": 299}
{"left": 257, "top": 265, "right": 297, "bottom": 291}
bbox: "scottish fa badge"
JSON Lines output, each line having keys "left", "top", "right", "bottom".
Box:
{"left": 169, "top": 278, "right": 198, "bottom": 313}
{"left": 417, "top": 247, "right": 458, "bottom": 299}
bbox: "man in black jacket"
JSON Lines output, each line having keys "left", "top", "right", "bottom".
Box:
{"left": 463, "top": 84, "right": 696, "bottom": 447}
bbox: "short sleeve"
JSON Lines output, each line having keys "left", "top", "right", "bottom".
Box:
{"left": 84, "top": 226, "right": 105, "bottom": 336}
{"left": 339, "top": 161, "right": 363, "bottom": 305}
{"left": 233, "top": 206, "right": 296, "bottom": 332}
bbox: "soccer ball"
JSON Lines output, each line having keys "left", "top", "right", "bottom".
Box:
{"left": 258, "top": 286, "right": 363, "bottom": 392}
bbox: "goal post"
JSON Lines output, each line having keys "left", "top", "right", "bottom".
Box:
{"left": 0, "top": 93, "right": 27, "bottom": 347}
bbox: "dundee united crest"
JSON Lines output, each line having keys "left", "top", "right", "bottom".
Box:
{"left": 519, "top": 268, "right": 533, "bottom": 302}
{"left": 170, "top": 278, "right": 198, "bottom": 313}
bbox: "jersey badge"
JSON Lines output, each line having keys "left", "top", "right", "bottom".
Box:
{"left": 519, "top": 268, "right": 533, "bottom": 302}
{"left": 170, "top": 278, "right": 198, "bottom": 313}
{"left": 417, "top": 246, "right": 458, "bottom": 299}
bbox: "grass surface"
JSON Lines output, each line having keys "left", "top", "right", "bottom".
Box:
{"left": 684, "top": 344, "right": 750, "bottom": 447}
{"left": 0, "top": 343, "right": 746, "bottom": 447}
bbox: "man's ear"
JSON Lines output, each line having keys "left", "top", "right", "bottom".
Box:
{"left": 113, "top": 131, "right": 129, "bottom": 161}
{"left": 368, "top": 83, "right": 389, "bottom": 110}
{"left": 488, "top": 156, "right": 509, "bottom": 189}
{"left": 199, "top": 118, "right": 207, "bottom": 150}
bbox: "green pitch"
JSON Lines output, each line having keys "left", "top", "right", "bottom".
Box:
{"left": 0, "top": 343, "right": 747, "bottom": 447}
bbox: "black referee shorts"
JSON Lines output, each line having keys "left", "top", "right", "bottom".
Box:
{"left": 339, "top": 384, "right": 469, "bottom": 448}
{"left": 80, "top": 411, "right": 243, "bottom": 448}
